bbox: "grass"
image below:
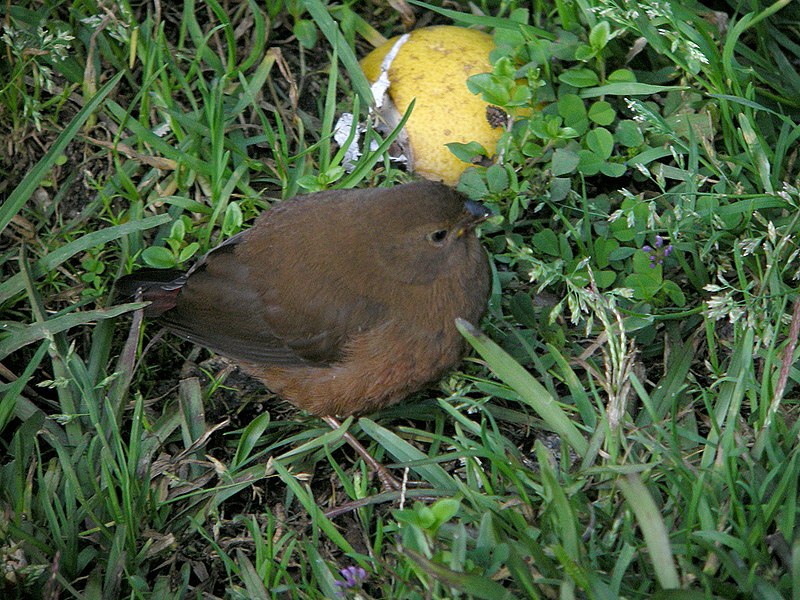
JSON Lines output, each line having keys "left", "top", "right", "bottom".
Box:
{"left": 1, "top": 0, "right": 800, "bottom": 598}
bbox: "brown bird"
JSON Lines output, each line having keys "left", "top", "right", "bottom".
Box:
{"left": 119, "top": 181, "right": 491, "bottom": 483}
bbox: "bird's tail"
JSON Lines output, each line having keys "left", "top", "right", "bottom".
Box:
{"left": 116, "top": 269, "right": 187, "bottom": 317}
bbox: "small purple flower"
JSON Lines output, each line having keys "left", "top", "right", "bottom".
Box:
{"left": 335, "top": 566, "right": 368, "bottom": 593}
{"left": 642, "top": 235, "right": 674, "bottom": 268}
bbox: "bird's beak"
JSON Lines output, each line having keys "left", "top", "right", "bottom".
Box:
{"left": 456, "top": 199, "right": 491, "bottom": 236}
{"left": 465, "top": 199, "right": 491, "bottom": 221}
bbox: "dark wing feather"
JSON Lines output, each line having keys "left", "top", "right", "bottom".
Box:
{"left": 160, "top": 220, "right": 388, "bottom": 367}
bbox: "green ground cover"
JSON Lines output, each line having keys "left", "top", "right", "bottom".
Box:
{"left": 1, "top": 0, "right": 800, "bottom": 597}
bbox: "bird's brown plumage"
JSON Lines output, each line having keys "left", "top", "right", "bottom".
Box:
{"left": 119, "top": 181, "right": 491, "bottom": 416}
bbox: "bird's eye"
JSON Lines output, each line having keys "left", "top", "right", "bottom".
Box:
{"left": 427, "top": 229, "right": 448, "bottom": 244}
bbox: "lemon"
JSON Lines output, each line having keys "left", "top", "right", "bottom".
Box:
{"left": 360, "top": 26, "right": 500, "bottom": 186}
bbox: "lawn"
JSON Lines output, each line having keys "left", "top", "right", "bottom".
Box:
{"left": 2, "top": 0, "right": 800, "bottom": 598}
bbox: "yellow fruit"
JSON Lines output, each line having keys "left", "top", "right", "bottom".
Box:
{"left": 360, "top": 26, "right": 500, "bottom": 186}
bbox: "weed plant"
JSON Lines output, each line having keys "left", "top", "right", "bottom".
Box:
{"left": 1, "top": 0, "right": 800, "bottom": 598}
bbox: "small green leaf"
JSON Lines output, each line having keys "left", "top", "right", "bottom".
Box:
{"left": 293, "top": 19, "right": 318, "bottom": 49}
{"left": 141, "top": 246, "right": 177, "bottom": 269}
{"left": 601, "top": 162, "right": 627, "bottom": 177}
{"left": 521, "top": 140, "right": 544, "bottom": 157}
{"left": 486, "top": 164, "right": 509, "bottom": 193}
{"left": 418, "top": 506, "right": 436, "bottom": 529}
{"left": 627, "top": 252, "right": 663, "bottom": 300}
{"left": 169, "top": 219, "right": 186, "bottom": 242}
{"left": 593, "top": 237, "right": 619, "bottom": 268}
{"left": 595, "top": 270, "right": 617, "bottom": 288}
{"left": 467, "top": 73, "right": 510, "bottom": 106}
{"left": 557, "top": 94, "right": 588, "bottom": 134}
{"left": 494, "top": 27, "right": 526, "bottom": 50}
{"left": 466, "top": 72, "right": 492, "bottom": 95}
{"left": 493, "top": 56, "right": 516, "bottom": 79}
{"left": 523, "top": 37, "right": 551, "bottom": 66}
{"left": 625, "top": 272, "right": 660, "bottom": 301}
{"left": 558, "top": 68, "right": 599, "bottom": 88}
{"left": 178, "top": 242, "right": 200, "bottom": 263}
{"left": 662, "top": 280, "right": 686, "bottom": 306}
{"left": 586, "top": 127, "right": 614, "bottom": 159}
{"left": 608, "top": 247, "right": 636, "bottom": 261}
{"left": 588, "top": 100, "right": 615, "bottom": 125}
{"left": 666, "top": 112, "right": 716, "bottom": 141}
{"left": 531, "top": 229, "right": 560, "bottom": 256}
{"left": 550, "top": 177, "right": 571, "bottom": 202}
{"left": 589, "top": 21, "right": 611, "bottom": 51}
{"left": 608, "top": 68, "right": 637, "bottom": 82}
{"left": 577, "top": 149, "right": 603, "bottom": 175}
{"left": 574, "top": 44, "right": 596, "bottom": 62}
{"left": 611, "top": 223, "right": 634, "bottom": 242}
{"left": 509, "top": 292, "right": 540, "bottom": 328}
{"left": 457, "top": 169, "right": 488, "bottom": 197}
{"left": 509, "top": 84, "right": 532, "bottom": 105}
{"left": 447, "top": 141, "right": 487, "bottom": 163}
{"left": 222, "top": 201, "right": 243, "bottom": 236}
{"left": 296, "top": 174, "right": 325, "bottom": 192}
{"left": 430, "top": 498, "right": 461, "bottom": 531}
{"left": 616, "top": 120, "right": 644, "bottom": 147}
{"left": 552, "top": 148, "right": 580, "bottom": 176}
{"left": 509, "top": 7, "right": 529, "bottom": 23}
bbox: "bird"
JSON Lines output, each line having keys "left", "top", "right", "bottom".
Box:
{"left": 118, "top": 181, "right": 491, "bottom": 485}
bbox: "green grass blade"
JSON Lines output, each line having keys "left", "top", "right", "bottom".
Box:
{"left": 618, "top": 474, "right": 681, "bottom": 590}
{"left": 0, "top": 340, "right": 49, "bottom": 434}
{"left": 232, "top": 412, "right": 271, "bottom": 469}
{"left": 359, "top": 418, "right": 457, "bottom": 490}
{"left": 407, "top": 0, "right": 555, "bottom": 40}
{"left": 302, "top": 0, "right": 373, "bottom": 106}
{"left": 0, "top": 214, "right": 171, "bottom": 304}
{"left": 272, "top": 459, "right": 356, "bottom": 554}
{"left": 405, "top": 548, "right": 519, "bottom": 600}
{"left": 0, "top": 72, "right": 124, "bottom": 236}
{"left": 0, "top": 303, "right": 145, "bottom": 360}
{"left": 457, "top": 319, "right": 589, "bottom": 456}
{"left": 580, "top": 83, "right": 689, "bottom": 97}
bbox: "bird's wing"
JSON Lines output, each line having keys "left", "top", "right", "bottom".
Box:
{"left": 161, "top": 230, "right": 387, "bottom": 367}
